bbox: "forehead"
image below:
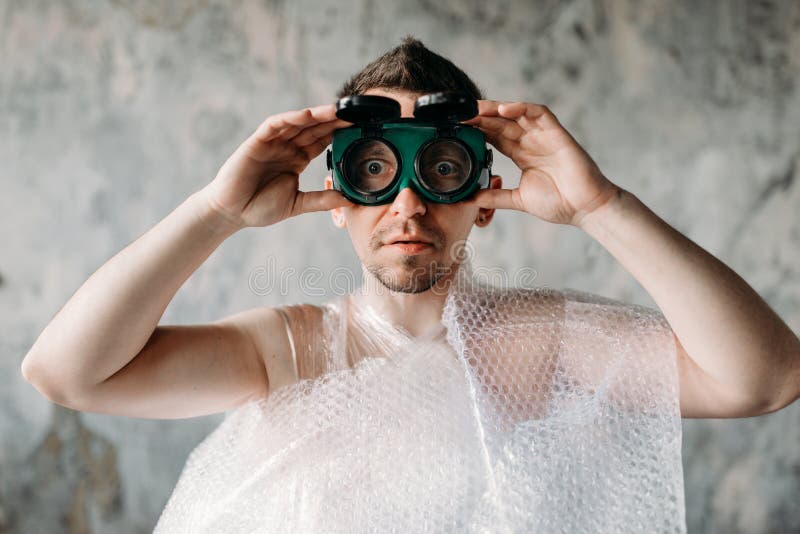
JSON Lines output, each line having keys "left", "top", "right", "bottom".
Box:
{"left": 361, "top": 87, "right": 421, "bottom": 118}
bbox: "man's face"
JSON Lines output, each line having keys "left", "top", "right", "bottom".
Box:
{"left": 325, "top": 88, "right": 500, "bottom": 294}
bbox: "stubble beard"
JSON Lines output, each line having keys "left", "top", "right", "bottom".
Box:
{"left": 366, "top": 255, "right": 450, "bottom": 294}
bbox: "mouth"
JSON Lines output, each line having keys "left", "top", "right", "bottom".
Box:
{"left": 385, "top": 234, "right": 435, "bottom": 246}
{"left": 385, "top": 240, "right": 434, "bottom": 254}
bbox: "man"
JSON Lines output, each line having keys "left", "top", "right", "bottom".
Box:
{"left": 21, "top": 37, "right": 799, "bottom": 421}
{"left": 21, "top": 32, "right": 800, "bottom": 534}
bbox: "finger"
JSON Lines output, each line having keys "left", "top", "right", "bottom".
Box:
{"left": 467, "top": 100, "right": 556, "bottom": 133}
{"left": 290, "top": 118, "right": 352, "bottom": 147}
{"left": 292, "top": 189, "right": 356, "bottom": 216}
{"left": 468, "top": 187, "right": 522, "bottom": 211}
{"left": 280, "top": 115, "right": 352, "bottom": 142}
{"left": 275, "top": 124, "right": 303, "bottom": 141}
{"left": 473, "top": 99, "right": 505, "bottom": 117}
{"left": 473, "top": 99, "right": 548, "bottom": 118}
{"left": 298, "top": 132, "right": 335, "bottom": 161}
{"left": 465, "top": 115, "right": 524, "bottom": 141}
{"left": 463, "top": 116, "right": 521, "bottom": 159}
{"left": 496, "top": 102, "right": 558, "bottom": 132}
{"left": 252, "top": 104, "right": 339, "bottom": 143}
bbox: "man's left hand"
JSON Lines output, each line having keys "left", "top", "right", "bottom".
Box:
{"left": 462, "top": 100, "right": 620, "bottom": 227}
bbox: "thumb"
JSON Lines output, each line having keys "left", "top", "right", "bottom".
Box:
{"left": 471, "top": 187, "right": 521, "bottom": 211}
{"left": 292, "top": 189, "right": 356, "bottom": 215}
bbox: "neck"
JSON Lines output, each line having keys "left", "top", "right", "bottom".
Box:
{"left": 351, "top": 261, "right": 463, "bottom": 338}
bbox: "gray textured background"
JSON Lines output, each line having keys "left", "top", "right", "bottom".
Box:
{"left": 2, "top": 1, "right": 799, "bottom": 532}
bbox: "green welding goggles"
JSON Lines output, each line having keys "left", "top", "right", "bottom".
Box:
{"left": 325, "top": 92, "right": 493, "bottom": 205}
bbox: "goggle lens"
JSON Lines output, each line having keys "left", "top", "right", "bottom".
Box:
{"left": 417, "top": 139, "right": 473, "bottom": 193}
{"left": 343, "top": 139, "right": 398, "bottom": 193}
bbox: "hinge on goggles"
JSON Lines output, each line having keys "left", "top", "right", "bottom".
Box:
{"left": 434, "top": 124, "right": 459, "bottom": 138}
{"left": 360, "top": 122, "right": 384, "bottom": 138}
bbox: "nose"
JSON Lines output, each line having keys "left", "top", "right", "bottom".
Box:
{"left": 390, "top": 186, "right": 427, "bottom": 218}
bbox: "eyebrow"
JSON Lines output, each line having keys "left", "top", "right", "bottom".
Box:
{"left": 358, "top": 147, "right": 394, "bottom": 159}
{"left": 425, "top": 147, "right": 464, "bottom": 158}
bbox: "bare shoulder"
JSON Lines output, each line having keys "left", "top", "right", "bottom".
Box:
{"left": 215, "top": 302, "right": 328, "bottom": 391}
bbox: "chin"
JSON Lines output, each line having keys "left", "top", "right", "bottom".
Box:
{"left": 366, "top": 255, "right": 453, "bottom": 294}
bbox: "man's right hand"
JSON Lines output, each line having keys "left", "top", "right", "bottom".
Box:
{"left": 198, "top": 104, "right": 355, "bottom": 231}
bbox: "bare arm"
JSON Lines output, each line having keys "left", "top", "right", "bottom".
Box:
{"left": 53, "top": 307, "right": 291, "bottom": 420}
{"left": 463, "top": 99, "right": 800, "bottom": 419}
{"left": 578, "top": 189, "right": 800, "bottom": 418}
{"left": 21, "top": 104, "right": 353, "bottom": 418}
{"left": 21, "top": 192, "right": 240, "bottom": 400}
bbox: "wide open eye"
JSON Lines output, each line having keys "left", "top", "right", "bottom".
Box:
{"left": 344, "top": 139, "right": 398, "bottom": 193}
{"left": 432, "top": 161, "right": 460, "bottom": 177}
{"left": 364, "top": 160, "right": 387, "bottom": 175}
{"left": 418, "top": 139, "right": 473, "bottom": 193}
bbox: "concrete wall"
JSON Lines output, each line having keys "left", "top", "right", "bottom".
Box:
{"left": 2, "top": 1, "right": 798, "bottom": 532}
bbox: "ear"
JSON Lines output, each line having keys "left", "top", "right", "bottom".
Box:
{"left": 474, "top": 175, "right": 502, "bottom": 227}
{"left": 325, "top": 175, "right": 347, "bottom": 228}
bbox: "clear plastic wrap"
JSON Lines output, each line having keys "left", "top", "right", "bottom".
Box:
{"left": 154, "top": 256, "right": 685, "bottom": 533}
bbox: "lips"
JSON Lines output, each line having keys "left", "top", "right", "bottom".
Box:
{"left": 387, "top": 240, "right": 433, "bottom": 255}
{"left": 386, "top": 235, "right": 434, "bottom": 245}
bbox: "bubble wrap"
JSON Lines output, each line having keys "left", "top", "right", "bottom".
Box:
{"left": 154, "top": 256, "right": 685, "bottom": 533}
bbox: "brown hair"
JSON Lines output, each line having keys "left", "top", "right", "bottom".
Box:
{"left": 336, "top": 35, "right": 484, "bottom": 100}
